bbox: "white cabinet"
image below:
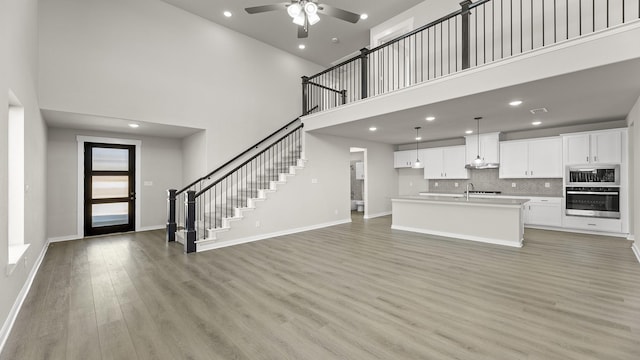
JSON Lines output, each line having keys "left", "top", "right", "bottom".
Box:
{"left": 394, "top": 150, "right": 417, "bottom": 168}
{"left": 499, "top": 137, "right": 562, "bottom": 178}
{"left": 355, "top": 162, "right": 364, "bottom": 179}
{"left": 564, "top": 130, "right": 622, "bottom": 165}
{"left": 424, "top": 146, "right": 469, "bottom": 179}
{"left": 524, "top": 197, "right": 562, "bottom": 227}
{"left": 465, "top": 132, "right": 500, "bottom": 165}
{"left": 563, "top": 216, "right": 622, "bottom": 233}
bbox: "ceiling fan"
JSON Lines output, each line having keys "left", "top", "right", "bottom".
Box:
{"left": 245, "top": 0, "right": 361, "bottom": 39}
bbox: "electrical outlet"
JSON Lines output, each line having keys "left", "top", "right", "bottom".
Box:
{"left": 144, "top": 181, "right": 153, "bottom": 186}
{"left": 512, "top": 182, "right": 517, "bottom": 188}
{"left": 409, "top": 181, "right": 413, "bottom": 187}
{"left": 255, "top": 221, "right": 260, "bottom": 228}
{"left": 545, "top": 182, "right": 550, "bottom": 188}
{"left": 334, "top": 209, "right": 338, "bottom": 215}
{"left": 311, "top": 178, "right": 318, "bottom": 184}
{"left": 454, "top": 182, "right": 459, "bottom": 188}
{"left": 435, "top": 182, "right": 439, "bottom": 187}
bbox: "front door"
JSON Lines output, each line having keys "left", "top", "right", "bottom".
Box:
{"left": 84, "top": 143, "right": 136, "bottom": 236}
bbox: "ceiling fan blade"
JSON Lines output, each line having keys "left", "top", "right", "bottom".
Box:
{"left": 245, "top": 3, "right": 289, "bottom": 14}
{"left": 297, "top": 25, "right": 308, "bottom": 38}
{"left": 317, "top": 4, "right": 360, "bottom": 23}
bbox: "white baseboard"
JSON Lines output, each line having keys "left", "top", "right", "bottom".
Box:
{"left": 0, "top": 240, "right": 50, "bottom": 354}
{"left": 48, "top": 234, "right": 82, "bottom": 243}
{"left": 627, "top": 234, "right": 635, "bottom": 241}
{"left": 391, "top": 225, "right": 523, "bottom": 248}
{"left": 138, "top": 225, "right": 165, "bottom": 232}
{"left": 632, "top": 243, "right": 640, "bottom": 264}
{"left": 364, "top": 211, "right": 392, "bottom": 219}
{"left": 197, "top": 218, "right": 352, "bottom": 252}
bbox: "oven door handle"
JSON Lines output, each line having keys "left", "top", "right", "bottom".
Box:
{"left": 566, "top": 191, "right": 619, "bottom": 195}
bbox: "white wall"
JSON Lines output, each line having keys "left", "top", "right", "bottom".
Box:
{"left": 305, "top": 132, "right": 398, "bottom": 218}
{"left": 627, "top": 95, "right": 640, "bottom": 258}
{"left": 47, "top": 128, "right": 183, "bottom": 239}
{"left": 182, "top": 130, "right": 207, "bottom": 186}
{"left": 38, "top": 0, "right": 324, "bottom": 174}
{"left": 0, "top": 0, "right": 48, "bottom": 349}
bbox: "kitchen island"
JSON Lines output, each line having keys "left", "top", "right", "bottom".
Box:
{"left": 391, "top": 195, "right": 529, "bottom": 247}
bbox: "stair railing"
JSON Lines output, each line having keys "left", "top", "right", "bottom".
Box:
{"left": 167, "top": 107, "right": 316, "bottom": 253}
{"left": 302, "top": 0, "right": 640, "bottom": 114}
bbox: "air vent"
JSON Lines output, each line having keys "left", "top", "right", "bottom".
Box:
{"left": 530, "top": 107, "right": 548, "bottom": 114}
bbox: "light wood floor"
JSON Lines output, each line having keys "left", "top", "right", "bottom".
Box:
{"left": 2, "top": 214, "right": 640, "bottom": 360}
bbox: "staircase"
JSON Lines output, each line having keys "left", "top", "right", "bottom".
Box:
{"left": 167, "top": 115, "right": 309, "bottom": 253}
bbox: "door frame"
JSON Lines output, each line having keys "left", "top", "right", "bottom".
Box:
{"left": 77, "top": 136, "right": 142, "bottom": 238}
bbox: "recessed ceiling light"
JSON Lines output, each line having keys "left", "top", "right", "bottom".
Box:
{"left": 509, "top": 100, "right": 523, "bottom": 106}
{"left": 465, "top": 130, "right": 473, "bottom": 134}
{"left": 532, "top": 121, "right": 542, "bottom": 126}
{"left": 223, "top": 11, "right": 232, "bottom": 18}
{"left": 129, "top": 123, "right": 139, "bottom": 128}
{"left": 298, "top": 44, "right": 306, "bottom": 50}
{"left": 360, "top": 14, "right": 368, "bottom": 20}
{"left": 425, "top": 116, "right": 435, "bottom": 121}
{"left": 415, "top": 136, "right": 422, "bottom": 141}
{"left": 369, "top": 126, "right": 377, "bottom": 131}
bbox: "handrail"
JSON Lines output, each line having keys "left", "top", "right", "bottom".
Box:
{"left": 177, "top": 106, "right": 316, "bottom": 195}
{"left": 195, "top": 123, "right": 304, "bottom": 198}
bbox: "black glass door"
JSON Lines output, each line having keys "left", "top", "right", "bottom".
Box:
{"left": 84, "top": 143, "right": 136, "bottom": 236}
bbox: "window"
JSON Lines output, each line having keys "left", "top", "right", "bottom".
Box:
{"left": 7, "top": 90, "right": 27, "bottom": 272}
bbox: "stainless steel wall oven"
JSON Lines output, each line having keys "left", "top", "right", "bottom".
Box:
{"left": 565, "top": 187, "right": 620, "bottom": 219}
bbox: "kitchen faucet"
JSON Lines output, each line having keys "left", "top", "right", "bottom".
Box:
{"left": 465, "top": 183, "right": 475, "bottom": 201}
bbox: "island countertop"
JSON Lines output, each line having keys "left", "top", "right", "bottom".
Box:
{"left": 393, "top": 195, "right": 530, "bottom": 208}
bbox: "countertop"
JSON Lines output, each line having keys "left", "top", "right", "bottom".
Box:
{"left": 418, "top": 192, "right": 563, "bottom": 199}
{"left": 394, "top": 195, "right": 530, "bottom": 207}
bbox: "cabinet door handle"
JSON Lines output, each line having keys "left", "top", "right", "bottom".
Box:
{"left": 586, "top": 156, "right": 589, "bottom": 162}
{"left": 594, "top": 156, "right": 598, "bottom": 162}
{"left": 531, "top": 170, "right": 533, "bottom": 176}
{"left": 588, "top": 223, "right": 597, "bottom": 226}
{"left": 525, "top": 171, "right": 528, "bottom": 175}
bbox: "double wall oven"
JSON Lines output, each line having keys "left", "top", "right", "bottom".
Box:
{"left": 565, "top": 165, "right": 620, "bottom": 219}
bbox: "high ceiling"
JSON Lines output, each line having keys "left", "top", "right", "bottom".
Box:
{"left": 160, "top": 0, "right": 424, "bottom": 66}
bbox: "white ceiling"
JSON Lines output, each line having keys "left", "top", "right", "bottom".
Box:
{"left": 307, "top": 58, "right": 640, "bottom": 145}
{"left": 160, "top": 0, "right": 423, "bottom": 66}
{"left": 42, "top": 109, "right": 203, "bottom": 138}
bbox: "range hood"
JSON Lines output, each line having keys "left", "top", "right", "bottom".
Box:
{"left": 465, "top": 162, "right": 499, "bottom": 170}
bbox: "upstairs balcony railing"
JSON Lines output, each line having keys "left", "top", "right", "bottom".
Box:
{"left": 302, "top": 0, "right": 640, "bottom": 114}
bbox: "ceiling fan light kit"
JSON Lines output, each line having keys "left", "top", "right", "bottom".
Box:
{"left": 245, "top": 0, "right": 361, "bottom": 38}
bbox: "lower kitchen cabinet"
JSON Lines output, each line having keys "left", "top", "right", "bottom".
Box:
{"left": 562, "top": 216, "right": 622, "bottom": 233}
{"left": 524, "top": 198, "right": 562, "bottom": 227}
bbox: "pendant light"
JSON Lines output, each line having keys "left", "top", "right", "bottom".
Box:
{"left": 472, "top": 117, "right": 485, "bottom": 167}
{"left": 413, "top": 127, "right": 422, "bottom": 168}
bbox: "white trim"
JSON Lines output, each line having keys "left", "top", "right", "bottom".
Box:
{"left": 76, "top": 136, "right": 142, "bottom": 238}
{"left": 138, "top": 225, "right": 165, "bottom": 232}
{"left": 196, "top": 219, "right": 352, "bottom": 252}
{"left": 632, "top": 243, "right": 640, "bottom": 264}
{"left": 627, "top": 234, "right": 635, "bottom": 241}
{"left": 0, "top": 240, "right": 49, "bottom": 354}
{"left": 391, "top": 225, "right": 523, "bottom": 248}
{"left": 364, "top": 211, "right": 392, "bottom": 219}
{"left": 48, "top": 235, "right": 82, "bottom": 243}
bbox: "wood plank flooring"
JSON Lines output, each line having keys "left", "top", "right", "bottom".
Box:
{"left": 2, "top": 214, "right": 640, "bottom": 359}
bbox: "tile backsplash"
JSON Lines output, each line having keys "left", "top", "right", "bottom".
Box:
{"left": 428, "top": 169, "right": 563, "bottom": 196}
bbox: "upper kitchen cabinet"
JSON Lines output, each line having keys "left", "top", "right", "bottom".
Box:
{"left": 424, "top": 146, "right": 469, "bottom": 179}
{"left": 394, "top": 150, "right": 417, "bottom": 168}
{"left": 500, "top": 137, "right": 562, "bottom": 178}
{"left": 465, "top": 132, "right": 500, "bottom": 165}
{"left": 563, "top": 129, "right": 622, "bottom": 165}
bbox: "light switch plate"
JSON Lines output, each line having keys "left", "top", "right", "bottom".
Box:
{"left": 311, "top": 178, "right": 318, "bottom": 184}
{"left": 143, "top": 181, "right": 153, "bottom": 186}
{"left": 545, "top": 182, "right": 550, "bottom": 188}
{"left": 512, "top": 183, "right": 516, "bottom": 188}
